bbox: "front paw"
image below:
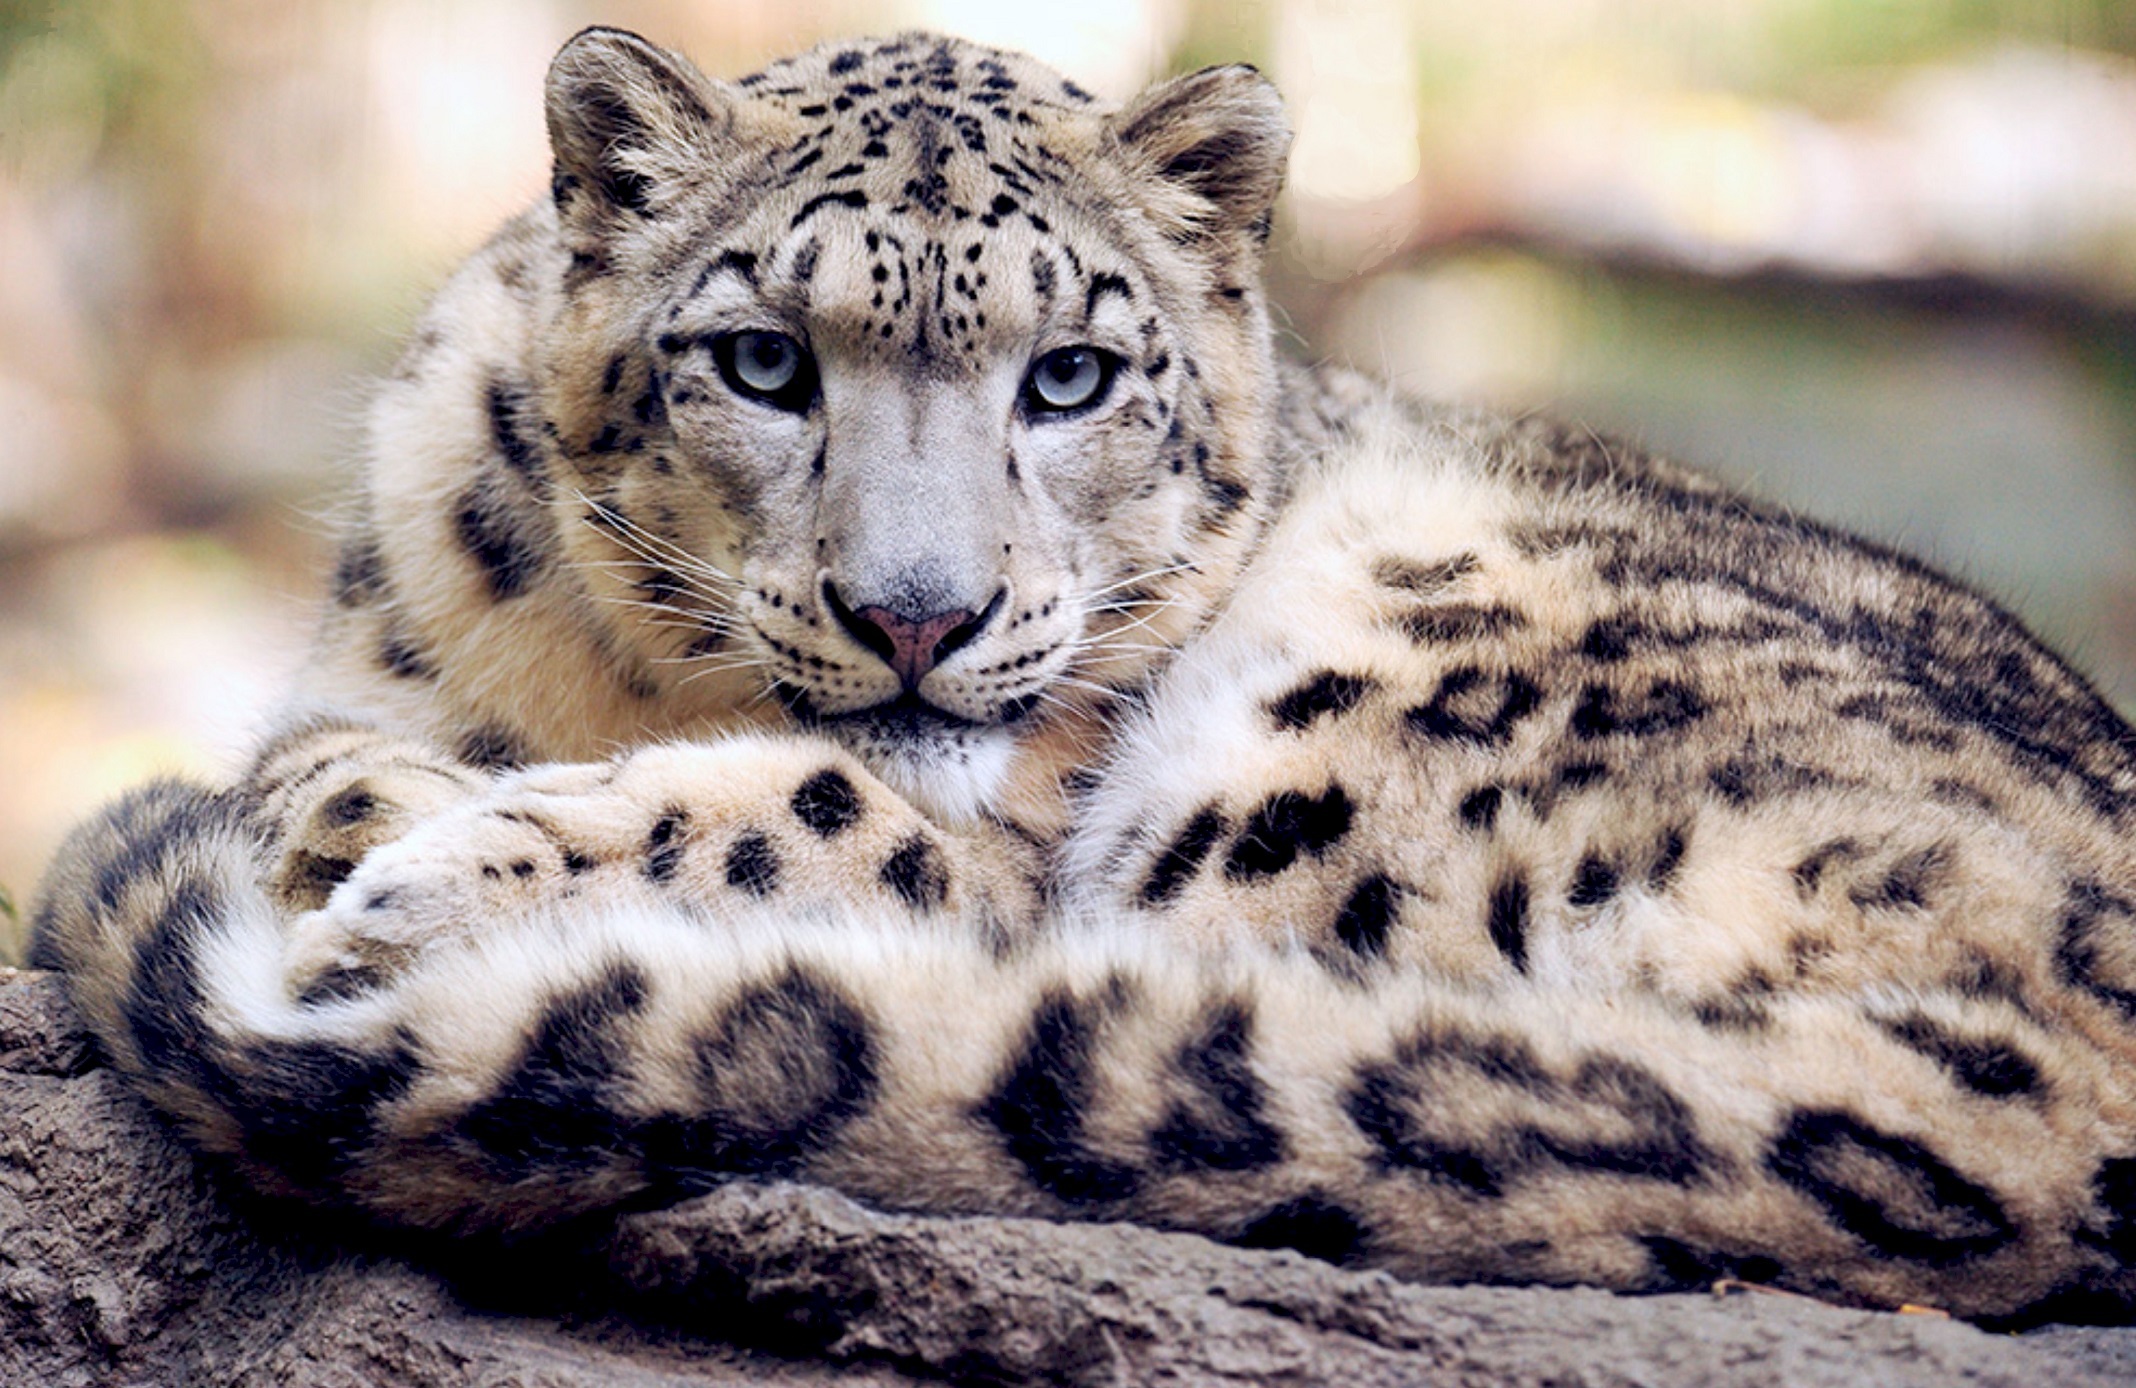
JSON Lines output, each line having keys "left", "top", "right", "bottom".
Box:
{"left": 282, "top": 736, "right": 999, "bottom": 1003}
{"left": 246, "top": 723, "right": 486, "bottom": 913}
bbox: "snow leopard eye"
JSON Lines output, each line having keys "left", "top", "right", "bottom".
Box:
{"left": 713, "top": 331, "right": 818, "bottom": 412}
{"left": 1022, "top": 346, "right": 1118, "bottom": 417}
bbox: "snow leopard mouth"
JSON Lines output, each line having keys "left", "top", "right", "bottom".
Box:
{"left": 829, "top": 692, "right": 982, "bottom": 740}
{"left": 776, "top": 687, "right": 1042, "bottom": 739}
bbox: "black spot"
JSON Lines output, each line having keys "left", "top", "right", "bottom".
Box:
{"left": 1487, "top": 874, "right": 1530, "bottom": 972}
{"left": 1849, "top": 844, "right": 1950, "bottom": 912}
{"left": 1567, "top": 856, "right": 1618, "bottom": 908}
{"left": 1457, "top": 786, "right": 1504, "bottom": 831}
{"left": 1267, "top": 671, "right": 1376, "bottom": 731}
{"left": 563, "top": 249, "right": 610, "bottom": 291}
{"left": 378, "top": 624, "right": 437, "bottom": 681}
{"left": 1765, "top": 1109, "right": 2017, "bottom": 1265}
{"left": 321, "top": 785, "right": 377, "bottom": 828}
{"left": 879, "top": 834, "right": 949, "bottom": 910}
{"left": 332, "top": 536, "right": 387, "bottom": 608}
{"left": 699, "top": 248, "right": 759, "bottom": 290}
{"left": 222, "top": 1033, "right": 422, "bottom": 1188}
{"left": 632, "top": 382, "right": 666, "bottom": 428}
{"left": 790, "top": 769, "right": 863, "bottom": 837}
{"left": 1577, "top": 615, "right": 1638, "bottom": 662}
{"left": 293, "top": 962, "right": 385, "bottom": 1008}
{"left": 789, "top": 187, "right": 868, "bottom": 229}
{"left": 286, "top": 853, "right": 357, "bottom": 901}
{"left": 119, "top": 873, "right": 224, "bottom": 1077}
{"left": 652, "top": 967, "right": 879, "bottom": 1183}
{"left": 645, "top": 809, "right": 688, "bottom": 883}
{"left": 1232, "top": 1195, "right": 1370, "bottom": 1266}
{"left": 1198, "top": 471, "right": 1250, "bottom": 519}
{"left": 2082, "top": 1156, "right": 2136, "bottom": 1266}
{"left": 1372, "top": 552, "right": 1479, "bottom": 594}
{"left": 1690, "top": 995, "right": 1770, "bottom": 1031}
{"left": 1709, "top": 752, "right": 1831, "bottom": 806}
{"left": 48, "top": 785, "right": 214, "bottom": 958}
{"left": 1541, "top": 760, "right": 1611, "bottom": 807}
{"left": 1140, "top": 807, "right": 1226, "bottom": 905}
{"left": 1347, "top": 1034, "right": 1715, "bottom": 1197}
{"left": 1224, "top": 786, "right": 1354, "bottom": 880}
{"left": 1570, "top": 680, "right": 1706, "bottom": 740}
{"left": 454, "top": 965, "right": 648, "bottom": 1180}
{"left": 1640, "top": 1237, "right": 1784, "bottom": 1291}
{"left": 1647, "top": 827, "right": 1688, "bottom": 892}
{"left": 1400, "top": 604, "right": 1526, "bottom": 645}
{"left": 1790, "top": 838, "right": 1860, "bottom": 897}
{"left": 1149, "top": 1000, "right": 1284, "bottom": 1173}
{"left": 1406, "top": 666, "right": 1543, "bottom": 748}
{"left": 2054, "top": 880, "right": 2136, "bottom": 1020}
{"left": 456, "top": 724, "right": 525, "bottom": 771}
{"left": 1541, "top": 1056, "right": 1717, "bottom": 1183}
{"left": 1084, "top": 270, "right": 1132, "bottom": 314}
{"left": 1948, "top": 953, "right": 2029, "bottom": 1008}
{"left": 1881, "top": 1015, "right": 2041, "bottom": 1099}
{"left": 975, "top": 989, "right": 1142, "bottom": 1204}
{"left": 454, "top": 482, "right": 546, "bottom": 601}
{"left": 485, "top": 378, "right": 542, "bottom": 481}
{"left": 1332, "top": 874, "right": 1399, "bottom": 959}
{"left": 724, "top": 832, "right": 780, "bottom": 897}
{"left": 828, "top": 49, "right": 863, "bottom": 74}
{"left": 1834, "top": 693, "right": 1963, "bottom": 751}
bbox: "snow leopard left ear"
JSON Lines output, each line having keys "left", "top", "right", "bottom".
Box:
{"left": 545, "top": 27, "right": 747, "bottom": 227}
{"left": 1111, "top": 64, "right": 1291, "bottom": 246}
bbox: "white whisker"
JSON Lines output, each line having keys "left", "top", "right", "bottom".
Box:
{"left": 1083, "top": 559, "right": 1198, "bottom": 601}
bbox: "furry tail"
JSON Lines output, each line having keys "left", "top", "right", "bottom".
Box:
{"left": 30, "top": 780, "right": 2136, "bottom": 1320}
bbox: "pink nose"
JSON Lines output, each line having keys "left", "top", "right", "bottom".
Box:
{"left": 847, "top": 605, "right": 981, "bottom": 688}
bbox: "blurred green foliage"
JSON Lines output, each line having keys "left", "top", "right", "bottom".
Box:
{"left": 0, "top": 0, "right": 205, "bottom": 171}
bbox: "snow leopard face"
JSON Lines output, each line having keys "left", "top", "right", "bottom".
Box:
{"left": 528, "top": 31, "right": 1289, "bottom": 817}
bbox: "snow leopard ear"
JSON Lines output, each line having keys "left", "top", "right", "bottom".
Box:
{"left": 1111, "top": 64, "right": 1291, "bottom": 247}
{"left": 545, "top": 27, "right": 745, "bottom": 226}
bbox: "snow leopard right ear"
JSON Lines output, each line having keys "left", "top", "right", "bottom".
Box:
{"left": 1112, "top": 63, "right": 1291, "bottom": 250}
{"left": 545, "top": 27, "right": 749, "bottom": 228}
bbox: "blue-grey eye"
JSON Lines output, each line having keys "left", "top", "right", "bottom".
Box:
{"left": 713, "top": 331, "right": 817, "bottom": 412}
{"left": 1023, "top": 346, "right": 1117, "bottom": 415}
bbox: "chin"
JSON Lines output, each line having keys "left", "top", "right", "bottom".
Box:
{"left": 818, "top": 699, "right": 1019, "bottom": 826}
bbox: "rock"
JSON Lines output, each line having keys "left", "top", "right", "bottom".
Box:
{"left": 2, "top": 971, "right": 2127, "bottom": 1386}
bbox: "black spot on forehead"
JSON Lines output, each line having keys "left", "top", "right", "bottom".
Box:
{"left": 790, "top": 188, "right": 869, "bottom": 230}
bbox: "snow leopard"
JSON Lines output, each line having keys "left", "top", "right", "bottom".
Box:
{"left": 30, "top": 27, "right": 2136, "bottom": 1323}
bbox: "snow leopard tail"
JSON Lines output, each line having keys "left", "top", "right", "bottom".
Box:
{"left": 29, "top": 778, "right": 2136, "bottom": 1322}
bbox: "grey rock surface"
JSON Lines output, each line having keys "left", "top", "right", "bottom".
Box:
{"left": 3, "top": 969, "right": 2129, "bottom": 1387}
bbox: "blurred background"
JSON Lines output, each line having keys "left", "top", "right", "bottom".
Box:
{"left": 2, "top": 0, "right": 2133, "bottom": 938}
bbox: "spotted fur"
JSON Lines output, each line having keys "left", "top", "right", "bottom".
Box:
{"left": 29, "top": 29, "right": 2136, "bottom": 1324}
